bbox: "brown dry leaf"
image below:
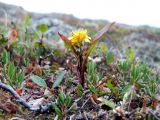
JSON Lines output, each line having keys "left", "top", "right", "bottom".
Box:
{"left": 90, "top": 94, "right": 98, "bottom": 105}
{"left": 99, "top": 84, "right": 104, "bottom": 91}
{"left": 52, "top": 63, "right": 60, "bottom": 71}
{"left": 26, "top": 64, "right": 33, "bottom": 74}
{"left": 35, "top": 65, "right": 43, "bottom": 76}
{"left": 113, "top": 106, "right": 126, "bottom": 118}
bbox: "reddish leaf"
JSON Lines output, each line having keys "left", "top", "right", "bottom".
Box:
{"left": 152, "top": 99, "right": 159, "bottom": 108}
{"left": 26, "top": 64, "right": 33, "bottom": 74}
{"left": 9, "top": 28, "right": 18, "bottom": 43}
{"left": 12, "top": 28, "right": 18, "bottom": 37}
{"left": 58, "top": 32, "right": 78, "bottom": 58}
{"left": 92, "top": 22, "right": 115, "bottom": 41}
{"left": 26, "top": 81, "right": 37, "bottom": 88}
{"left": 16, "top": 88, "right": 22, "bottom": 96}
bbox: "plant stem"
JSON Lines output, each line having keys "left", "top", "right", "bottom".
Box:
{"left": 78, "top": 47, "right": 85, "bottom": 87}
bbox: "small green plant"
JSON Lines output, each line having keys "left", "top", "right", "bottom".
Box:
{"left": 117, "top": 60, "right": 130, "bottom": 86}
{"left": 4, "top": 62, "right": 24, "bottom": 87}
{"left": 1, "top": 49, "right": 24, "bottom": 87}
{"left": 116, "top": 48, "right": 159, "bottom": 109}
{"left": 125, "top": 47, "right": 135, "bottom": 63}
{"left": 87, "top": 61, "right": 105, "bottom": 96}
{"left": 51, "top": 90, "right": 76, "bottom": 119}
{"left": 0, "top": 14, "right": 160, "bottom": 119}
{"left": 2, "top": 49, "right": 10, "bottom": 65}
{"left": 106, "top": 50, "right": 114, "bottom": 64}
{"left": 33, "top": 24, "right": 48, "bottom": 57}
{"left": 88, "top": 61, "right": 99, "bottom": 86}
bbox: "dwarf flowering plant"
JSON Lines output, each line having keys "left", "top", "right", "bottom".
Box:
{"left": 58, "top": 22, "right": 115, "bottom": 87}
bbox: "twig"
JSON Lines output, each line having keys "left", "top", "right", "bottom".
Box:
{"left": 81, "top": 97, "right": 90, "bottom": 109}
{"left": 0, "top": 82, "right": 52, "bottom": 113}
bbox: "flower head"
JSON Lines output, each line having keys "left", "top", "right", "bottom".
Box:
{"left": 69, "top": 29, "right": 91, "bottom": 46}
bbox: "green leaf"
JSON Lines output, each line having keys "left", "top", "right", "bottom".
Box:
{"left": 2, "top": 49, "right": 10, "bottom": 64}
{"left": 131, "top": 65, "right": 140, "bottom": 83}
{"left": 106, "top": 51, "right": 114, "bottom": 64}
{"left": 66, "top": 94, "right": 72, "bottom": 107}
{"left": 92, "top": 74, "right": 98, "bottom": 84}
{"left": 38, "top": 24, "right": 48, "bottom": 33}
{"left": 58, "top": 91, "right": 65, "bottom": 105}
{"left": 30, "top": 75, "right": 47, "bottom": 87}
{"left": 77, "top": 85, "right": 84, "bottom": 97}
{"left": 33, "top": 41, "right": 46, "bottom": 47}
{"left": 117, "top": 61, "right": 129, "bottom": 73}
{"left": 51, "top": 103, "right": 62, "bottom": 117}
{"left": 52, "top": 70, "right": 66, "bottom": 89}
{"left": 17, "top": 71, "right": 24, "bottom": 86}
{"left": 106, "top": 80, "right": 115, "bottom": 91}
{"left": 125, "top": 47, "right": 135, "bottom": 63}
{"left": 25, "top": 15, "right": 30, "bottom": 26}
{"left": 100, "top": 99, "right": 115, "bottom": 109}
{"left": 122, "top": 61, "right": 129, "bottom": 72}
{"left": 9, "top": 41, "right": 19, "bottom": 49}
{"left": 8, "top": 63, "right": 16, "bottom": 81}
{"left": 122, "top": 85, "right": 132, "bottom": 106}
{"left": 89, "top": 84, "right": 97, "bottom": 94}
{"left": 88, "top": 61, "right": 96, "bottom": 75}
{"left": 121, "top": 85, "right": 131, "bottom": 94}
{"left": 101, "top": 44, "right": 108, "bottom": 54}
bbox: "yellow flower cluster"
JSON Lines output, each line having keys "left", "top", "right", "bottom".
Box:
{"left": 69, "top": 29, "right": 91, "bottom": 46}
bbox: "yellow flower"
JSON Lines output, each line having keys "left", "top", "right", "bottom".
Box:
{"left": 69, "top": 29, "right": 91, "bottom": 46}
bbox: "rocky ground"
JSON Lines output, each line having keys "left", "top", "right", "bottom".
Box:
{"left": 0, "top": 2, "right": 160, "bottom": 120}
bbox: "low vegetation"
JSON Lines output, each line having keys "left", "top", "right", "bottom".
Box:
{"left": 0, "top": 16, "right": 159, "bottom": 120}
